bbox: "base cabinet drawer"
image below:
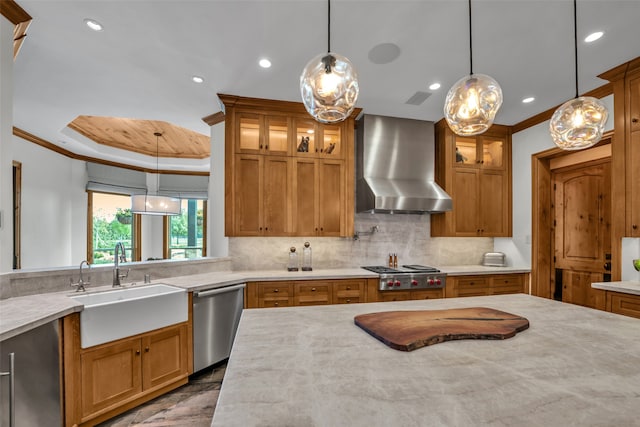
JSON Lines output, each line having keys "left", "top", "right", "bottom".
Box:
{"left": 248, "top": 279, "right": 367, "bottom": 308}
{"left": 294, "top": 282, "right": 332, "bottom": 305}
{"left": 333, "top": 280, "right": 366, "bottom": 304}
{"left": 455, "top": 277, "right": 490, "bottom": 297}
{"left": 608, "top": 292, "right": 640, "bottom": 319}
{"left": 410, "top": 289, "right": 445, "bottom": 300}
{"left": 448, "top": 274, "right": 527, "bottom": 298}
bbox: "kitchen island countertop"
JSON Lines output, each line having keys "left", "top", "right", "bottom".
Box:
{"left": 212, "top": 294, "right": 640, "bottom": 427}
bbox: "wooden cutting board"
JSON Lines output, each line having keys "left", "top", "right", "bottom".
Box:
{"left": 354, "top": 307, "right": 529, "bottom": 351}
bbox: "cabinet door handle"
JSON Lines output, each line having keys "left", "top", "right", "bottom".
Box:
{"left": 145, "top": 347, "right": 150, "bottom": 353}
{"left": 265, "top": 227, "right": 269, "bottom": 231}
{"left": 632, "top": 118, "right": 639, "bottom": 123}
{"left": 259, "top": 227, "right": 262, "bottom": 231}
{"left": 633, "top": 224, "right": 638, "bottom": 230}
{"left": 259, "top": 144, "right": 263, "bottom": 149}
{"left": 265, "top": 145, "right": 269, "bottom": 150}
{"left": 136, "top": 349, "right": 141, "bottom": 355}
{"left": 315, "top": 148, "right": 319, "bottom": 152}
{"left": 0, "top": 353, "right": 15, "bottom": 427}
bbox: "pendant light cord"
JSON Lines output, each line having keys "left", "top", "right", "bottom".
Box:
{"left": 468, "top": 0, "right": 473, "bottom": 75}
{"left": 154, "top": 132, "right": 161, "bottom": 194}
{"left": 573, "top": 0, "right": 579, "bottom": 98}
{"left": 327, "top": 0, "right": 331, "bottom": 53}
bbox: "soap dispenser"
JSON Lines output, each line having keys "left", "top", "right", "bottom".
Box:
{"left": 302, "top": 242, "right": 312, "bottom": 271}
{"left": 287, "top": 247, "right": 299, "bottom": 271}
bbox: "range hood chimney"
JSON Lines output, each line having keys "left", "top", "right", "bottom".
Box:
{"left": 356, "top": 114, "right": 452, "bottom": 214}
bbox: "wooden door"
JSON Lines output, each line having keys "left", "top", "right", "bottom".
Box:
{"left": 142, "top": 324, "right": 188, "bottom": 390}
{"left": 553, "top": 160, "right": 611, "bottom": 308}
{"left": 264, "top": 156, "right": 292, "bottom": 235}
{"left": 234, "top": 154, "right": 263, "bottom": 235}
{"left": 318, "top": 160, "right": 344, "bottom": 236}
{"left": 452, "top": 168, "right": 479, "bottom": 235}
{"left": 293, "top": 158, "right": 318, "bottom": 235}
{"left": 81, "top": 338, "right": 142, "bottom": 416}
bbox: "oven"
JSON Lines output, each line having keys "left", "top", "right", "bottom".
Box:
{"left": 361, "top": 265, "right": 446, "bottom": 291}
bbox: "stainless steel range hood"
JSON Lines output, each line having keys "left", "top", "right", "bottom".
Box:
{"left": 356, "top": 114, "right": 452, "bottom": 214}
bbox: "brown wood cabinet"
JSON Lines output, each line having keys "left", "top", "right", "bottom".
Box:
{"left": 293, "top": 158, "right": 345, "bottom": 236}
{"left": 606, "top": 291, "right": 640, "bottom": 319}
{"left": 431, "top": 119, "right": 512, "bottom": 237}
{"left": 600, "top": 57, "right": 640, "bottom": 281}
{"left": 246, "top": 278, "right": 367, "bottom": 308}
{"left": 221, "top": 94, "right": 359, "bottom": 237}
{"left": 445, "top": 273, "right": 527, "bottom": 298}
{"left": 234, "top": 154, "right": 292, "bottom": 235}
{"left": 64, "top": 316, "right": 191, "bottom": 427}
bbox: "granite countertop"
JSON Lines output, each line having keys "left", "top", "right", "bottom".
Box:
{"left": 0, "top": 266, "right": 530, "bottom": 341}
{"left": 212, "top": 294, "right": 640, "bottom": 427}
{"left": 591, "top": 281, "right": 640, "bottom": 295}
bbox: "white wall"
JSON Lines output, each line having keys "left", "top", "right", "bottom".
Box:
{"left": 12, "top": 136, "right": 87, "bottom": 269}
{"left": 0, "top": 16, "right": 14, "bottom": 272}
{"left": 494, "top": 95, "right": 615, "bottom": 268}
{"left": 208, "top": 121, "right": 228, "bottom": 257}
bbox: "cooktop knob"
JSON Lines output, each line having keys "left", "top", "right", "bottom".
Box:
{"left": 428, "top": 278, "right": 435, "bottom": 285}
{"left": 394, "top": 280, "right": 401, "bottom": 287}
{"left": 435, "top": 278, "right": 442, "bottom": 285}
{"left": 387, "top": 280, "right": 394, "bottom": 288}
{"left": 411, "top": 279, "right": 418, "bottom": 286}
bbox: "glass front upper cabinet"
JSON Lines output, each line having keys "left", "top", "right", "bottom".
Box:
{"left": 237, "top": 114, "right": 290, "bottom": 155}
{"left": 294, "top": 119, "right": 317, "bottom": 156}
{"left": 454, "top": 136, "right": 504, "bottom": 169}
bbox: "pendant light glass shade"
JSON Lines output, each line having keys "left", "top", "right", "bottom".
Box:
{"left": 549, "top": 96, "right": 608, "bottom": 150}
{"left": 443, "top": 0, "right": 502, "bottom": 136}
{"left": 300, "top": 52, "right": 359, "bottom": 123}
{"left": 549, "top": 0, "right": 608, "bottom": 150}
{"left": 131, "top": 194, "right": 181, "bottom": 216}
{"left": 131, "top": 132, "right": 181, "bottom": 216}
{"left": 444, "top": 73, "right": 503, "bottom": 136}
{"left": 300, "top": 0, "right": 358, "bottom": 123}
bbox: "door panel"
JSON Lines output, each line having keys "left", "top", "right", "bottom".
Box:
{"left": 235, "top": 155, "right": 262, "bottom": 235}
{"left": 480, "top": 171, "right": 505, "bottom": 235}
{"left": 561, "top": 270, "right": 606, "bottom": 310}
{"left": 264, "top": 156, "right": 291, "bottom": 234}
{"left": 453, "top": 169, "right": 479, "bottom": 235}
{"left": 318, "top": 160, "right": 343, "bottom": 236}
{"left": 554, "top": 162, "right": 610, "bottom": 272}
{"left": 294, "top": 159, "right": 317, "bottom": 235}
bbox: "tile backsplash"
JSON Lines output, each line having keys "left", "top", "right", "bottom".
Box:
{"left": 230, "top": 213, "right": 493, "bottom": 271}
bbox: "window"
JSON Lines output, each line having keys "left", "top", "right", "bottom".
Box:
{"left": 164, "top": 199, "right": 207, "bottom": 260}
{"left": 88, "top": 191, "right": 141, "bottom": 264}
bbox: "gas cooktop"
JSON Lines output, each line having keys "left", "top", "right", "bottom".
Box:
{"left": 361, "top": 265, "right": 441, "bottom": 274}
{"left": 361, "top": 265, "right": 446, "bottom": 291}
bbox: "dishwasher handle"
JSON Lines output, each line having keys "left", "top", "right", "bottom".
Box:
{"left": 0, "top": 352, "right": 15, "bottom": 427}
{"left": 194, "top": 283, "right": 246, "bottom": 298}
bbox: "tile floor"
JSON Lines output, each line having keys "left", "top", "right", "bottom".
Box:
{"left": 97, "top": 361, "right": 226, "bottom": 427}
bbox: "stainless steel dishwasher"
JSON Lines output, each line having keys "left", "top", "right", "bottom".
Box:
{"left": 193, "top": 283, "right": 245, "bottom": 372}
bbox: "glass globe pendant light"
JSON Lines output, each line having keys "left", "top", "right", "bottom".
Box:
{"left": 131, "top": 132, "right": 181, "bottom": 216}
{"left": 549, "top": 0, "right": 608, "bottom": 150}
{"left": 444, "top": 0, "right": 503, "bottom": 136}
{"left": 300, "top": 0, "right": 359, "bottom": 123}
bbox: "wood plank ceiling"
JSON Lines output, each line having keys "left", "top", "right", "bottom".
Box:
{"left": 67, "top": 116, "right": 210, "bottom": 159}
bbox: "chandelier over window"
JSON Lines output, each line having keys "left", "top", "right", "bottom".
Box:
{"left": 131, "top": 132, "right": 180, "bottom": 216}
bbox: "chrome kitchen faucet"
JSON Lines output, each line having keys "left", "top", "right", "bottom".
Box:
{"left": 112, "top": 242, "right": 129, "bottom": 287}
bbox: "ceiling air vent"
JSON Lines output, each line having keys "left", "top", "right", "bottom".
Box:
{"left": 405, "top": 91, "right": 431, "bottom": 106}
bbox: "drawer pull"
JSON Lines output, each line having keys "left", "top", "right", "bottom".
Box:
{"left": 346, "top": 299, "right": 351, "bottom": 303}
{"left": 311, "top": 287, "right": 316, "bottom": 291}
{"left": 136, "top": 350, "right": 140, "bottom": 355}
{"left": 274, "top": 289, "right": 279, "bottom": 293}
{"left": 274, "top": 302, "right": 279, "bottom": 306}
{"left": 347, "top": 286, "right": 351, "bottom": 290}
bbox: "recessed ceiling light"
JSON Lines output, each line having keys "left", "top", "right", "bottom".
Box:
{"left": 84, "top": 18, "right": 103, "bottom": 32}
{"left": 429, "top": 83, "right": 441, "bottom": 91}
{"left": 306, "top": 130, "right": 314, "bottom": 134}
{"left": 522, "top": 97, "right": 535, "bottom": 104}
{"left": 259, "top": 58, "right": 272, "bottom": 68}
{"left": 192, "top": 75, "right": 204, "bottom": 83}
{"left": 584, "top": 31, "right": 604, "bottom": 43}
